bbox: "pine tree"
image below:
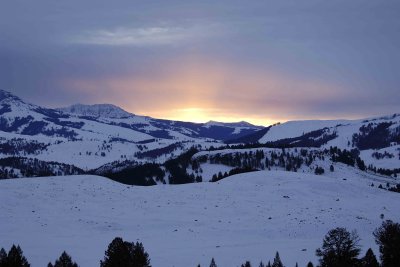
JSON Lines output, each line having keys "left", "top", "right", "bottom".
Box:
{"left": 266, "top": 261, "right": 271, "bottom": 267}
{"left": 373, "top": 220, "right": 400, "bottom": 267}
{"left": 306, "top": 262, "right": 314, "bottom": 267}
{"left": 361, "top": 248, "right": 379, "bottom": 267}
{"left": 130, "top": 242, "right": 150, "bottom": 267}
{"left": 0, "top": 248, "right": 7, "bottom": 267}
{"left": 209, "top": 258, "right": 217, "bottom": 267}
{"left": 100, "top": 237, "right": 150, "bottom": 267}
{"left": 316, "top": 227, "right": 360, "bottom": 267}
{"left": 7, "top": 245, "right": 30, "bottom": 267}
{"left": 49, "top": 251, "right": 78, "bottom": 267}
{"left": 241, "top": 261, "right": 251, "bottom": 267}
{"left": 295, "top": 263, "right": 298, "bottom": 267}
{"left": 271, "top": 252, "right": 283, "bottom": 267}
{"left": 259, "top": 261, "right": 265, "bottom": 267}
{"left": 330, "top": 165, "right": 334, "bottom": 172}
{"left": 100, "top": 237, "right": 132, "bottom": 267}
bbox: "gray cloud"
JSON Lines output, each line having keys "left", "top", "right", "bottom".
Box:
{"left": 0, "top": 0, "right": 399, "bottom": 124}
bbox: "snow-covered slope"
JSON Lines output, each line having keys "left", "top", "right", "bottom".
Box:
{"left": 259, "top": 120, "right": 350, "bottom": 143}
{"left": 58, "top": 103, "right": 133, "bottom": 119}
{"left": 257, "top": 115, "right": 400, "bottom": 170}
{"left": 0, "top": 172, "right": 399, "bottom": 267}
{"left": 0, "top": 89, "right": 262, "bottom": 170}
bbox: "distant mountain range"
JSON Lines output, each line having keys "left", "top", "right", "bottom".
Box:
{"left": 0, "top": 89, "right": 399, "bottom": 183}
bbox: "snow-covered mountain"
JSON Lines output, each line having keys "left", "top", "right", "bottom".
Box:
{"left": 58, "top": 103, "right": 133, "bottom": 119}
{"left": 0, "top": 89, "right": 261, "bottom": 171}
{"left": 0, "top": 89, "right": 399, "bottom": 183}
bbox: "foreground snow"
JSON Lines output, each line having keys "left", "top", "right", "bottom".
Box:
{"left": 0, "top": 171, "right": 399, "bottom": 267}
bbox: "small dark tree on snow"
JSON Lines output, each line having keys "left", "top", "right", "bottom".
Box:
{"left": 361, "top": 248, "right": 379, "bottom": 267}
{"left": 241, "top": 261, "right": 251, "bottom": 267}
{"left": 315, "top": 166, "right": 325, "bottom": 175}
{"left": 6, "top": 245, "right": 30, "bottom": 267}
{"left": 100, "top": 237, "right": 150, "bottom": 267}
{"left": 330, "top": 165, "right": 334, "bottom": 172}
{"left": 48, "top": 251, "right": 78, "bottom": 267}
{"left": 316, "top": 227, "right": 360, "bottom": 267}
{"left": 271, "top": 252, "right": 283, "bottom": 267}
{"left": 266, "top": 261, "right": 271, "bottom": 267}
{"left": 209, "top": 258, "right": 217, "bottom": 267}
{"left": 306, "top": 262, "right": 314, "bottom": 267}
{"left": 373, "top": 220, "right": 400, "bottom": 267}
{"left": 258, "top": 261, "right": 264, "bottom": 267}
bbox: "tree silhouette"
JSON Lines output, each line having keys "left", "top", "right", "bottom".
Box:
{"left": 271, "top": 252, "right": 283, "bottom": 267}
{"left": 209, "top": 258, "right": 217, "bottom": 267}
{"left": 48, "top": 251, "right": 78, "bottom": 267}
{"left": 316, "top": 227, "right": 360, "bottom": 267}
{"left": 100, "top": 237, "right": 150, "bottom": 267}
{"left": 361, "top": 248, "right": 379, "bottom": 267}
{"left": 6, "top": 245, "right": 30, "bottom": 267}
{"left": 373, "top": 220, "right": 400, "bottom": 267}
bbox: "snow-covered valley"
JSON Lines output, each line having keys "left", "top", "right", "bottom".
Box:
{"left": 1, "top": 171, "right": 399, "bottom": 267}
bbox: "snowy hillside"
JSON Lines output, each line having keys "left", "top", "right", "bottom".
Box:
{"left": 257, "top": 115, "right": 400, "bottom": 170}
{"left": 58, "top": 103, "right": 133, "bottom": 119}
{"left": 0, "top": 89, "right": 262, "bottom": 171}
{"left": 0, "top": 172, "right": 399, "bottom": 267}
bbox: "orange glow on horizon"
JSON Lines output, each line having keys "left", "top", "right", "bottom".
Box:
{"left": 65, "top": 55, "right": 351, "bottom": 127}
{"left": 134, "top": 107, "right": 277, "bottom": 126}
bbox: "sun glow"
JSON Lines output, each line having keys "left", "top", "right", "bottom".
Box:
{"left": 65, "top": 56, "right": 347, "bottom": 127}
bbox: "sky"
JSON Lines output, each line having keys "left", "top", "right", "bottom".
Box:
{"left": 1, "top": 0, "right": 399, "bottom": 126}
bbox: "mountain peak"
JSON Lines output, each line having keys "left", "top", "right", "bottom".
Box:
{"left": 204, "top": 120, "right": 259, "bottom": 128}
{"left": 0, "top": 89, "right": 24, "bottom": 103}
{"left": 58, "top": 103, "right": 133, "bottom": 119}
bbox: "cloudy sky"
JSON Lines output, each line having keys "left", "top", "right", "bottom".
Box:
{"left": 1, "top": 0, "right": 399, "bottom": 125}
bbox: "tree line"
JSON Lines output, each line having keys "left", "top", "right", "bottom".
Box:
{"left": 1, "top": 220, "right": 399, "bottom": 267}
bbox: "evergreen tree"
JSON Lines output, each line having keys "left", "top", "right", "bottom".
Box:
{"left": 49, "top": 251, "right": 78, "bottom": 267}
{"left": 316, "top": 227, "right": 361, "bottom": 267}
{"left": 306, "top": 262, "right": 313, "bottom": 267}
{"left": 241, "top": 261, "right": 251, "bottom": 267}
{"left": 0, "top": 248, "right": 7, "bottom": 267}
{"left": 130, "top": 242, "right": 150, "bottom": 267}
{"left": 6, "top": 245, "right": 30, "bottom": 267}
{"left": 266, "top": 261, "right": 271, "bottom": 267}
{"left": 330, "top": 165, "right": 334, "bottom": 172}
{"left": 271, "top": 252, "right": 283, "bottom": 267}
{"left": 100, "top": 237, "right": 150, "bottom": 267}
{"left": 209, "top": 258, "right": 217, "bottom": 267}
{"left": 373, "top": 220, "right": 400, "bottom": 267}
{"left": 361, "top": 248, "right": 379, "bottom": 267}
{"left": 101, "top": 237, "right": 132, "bottom": 267}
{"left": 259, "top": 261, "right": 265, "bottom": 267}
{"left": 295, "top": 263, "right": 298, "bottom": 267}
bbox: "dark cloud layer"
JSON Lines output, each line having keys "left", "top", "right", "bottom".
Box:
{"left": 1, "top": 1, "right": 399, "bottom": 125}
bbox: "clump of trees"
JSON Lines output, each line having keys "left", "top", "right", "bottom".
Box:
{"left": 211, "top": 166, "right": 259, "bottom": 182}
{"left": 0, "top": 245, "right": 30, "bottom": 267}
